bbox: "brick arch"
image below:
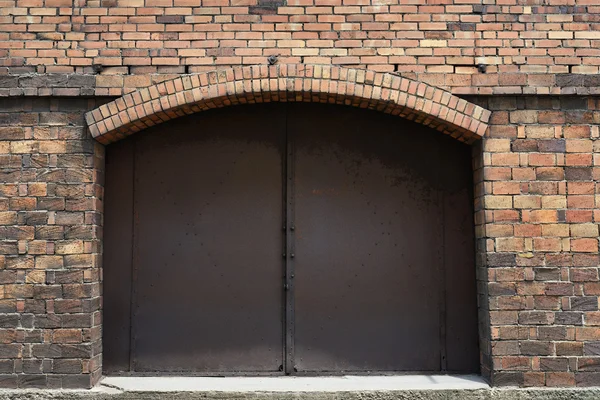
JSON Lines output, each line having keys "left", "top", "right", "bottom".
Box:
{"left": 85, "top": 64, "right": 490, "bottom": 145}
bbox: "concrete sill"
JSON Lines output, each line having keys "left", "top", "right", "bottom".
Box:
{"left": 1, "top": 377, "right": 600, "bottom": 400}
{"left": 100, "top": 375, "right": 489, "bottom": 392}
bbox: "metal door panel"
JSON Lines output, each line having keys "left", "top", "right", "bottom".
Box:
{"left": 103, "top": 102, "right": 479, "bottom": 375}
{"left": 290, "top": 103, "right": 477, "bottom": 373}
{"left": 131, "top": 104, "right": 285, "bottom": 373}
{"left": 439, "top": 146, "right": 480, "bottom": 373}
{"left": 103, "top": 138, "right": 135, "bottom": 373}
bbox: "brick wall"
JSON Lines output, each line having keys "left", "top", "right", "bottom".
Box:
{"left": 2, "top": 1, "right": 600, "bottom": 95}
{"left": 0, "top": 98, "right": 105, "bottom": 388}
{"left": 1, "top": 92, "right": 600, "bottom": 388}
{"left": 472, "top": 95, "right": 600, "bottom": 387}
{"left": 0, "top": 0, "right": 600, "bottom": 391}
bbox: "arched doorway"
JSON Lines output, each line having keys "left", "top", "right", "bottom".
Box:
{"left": 102, "top": 102, "right": 479, "bottom": 376}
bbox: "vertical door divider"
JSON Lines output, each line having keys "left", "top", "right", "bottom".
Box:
{"left": 284, "top": 104, "right": 296, "bottom": 375}
{"left": 439, "top": 191, "right": 448, "bottom": 372}
{"left": 129, "top": 138, "right": 139, "bottom": 373}
{"left": 438, "top": 149, "right": 448, "bottom": 373}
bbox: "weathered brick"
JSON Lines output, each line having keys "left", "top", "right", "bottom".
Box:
{"left": 558, "top": 342, "right": 584, "bottom": 356}
{"left": 521, "top": 341, "right": 553, "bottom": 356}
{"left": 540, "top": 357, "right": 569, "bottom": 371}
{"left": 1, "top": 10, "right": 600, "bottom": 387}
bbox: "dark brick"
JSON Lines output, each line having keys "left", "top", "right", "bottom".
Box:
{"left": 0, "top": 127, "right": 25, "bottom": 140}
{"left": 0, "top": 76, "right": 18, "bottom": 88}
{"left": 538, "top": 139, "right": 566, "bottom": 153}
{"left": 33, "top": 285, "right": 63, "bottom": 300}
{"left": 536, "top": 167, "right": 564, "bottom": 181}
{"left": 37, "top": 197, "right": 65, "bottom": 211}
{"left": 64, "top": 225, "right": 95, "bottom": 240}
{"left": 0, "top": 375, "right": 17, "bottom": 388}
{"left": 584, "top": 342, "right": 600, "bottom": 356}
{"left": 35, "top": 314, "right": 61, "bottom": 329}
{"left": 538, "top": 327, "right": 568, "bottom": 341}
{"left": 487, "top": 253, "right": 516, "bottom": 267}
{"left": 31, "top": 344, "right": 91, "bottom": 359}
{"left": 561, "top": 96, "right": 588, "bottom": 110}
{"left": 540, "top": 357, "right": 569, "bottom": 371}
{"left": 17, "top": 374, "right": 47, "bottom": 388}
{"left": 489, "top": 283, "right": 517, "bottom": 296}
{"left": 61, "top": 374, "right": 92, "bottom": 389}
{"left": 556, "top": 74, "right": 585, "bottom": 87}
{"left": 61, "top": 314, "right": 92, "bottom": 328}
{"left": 565, "top": 167, "right": 593, "bottom": 181}
{"left": 0, "top": 242, "right": 18, "bottom": 255}
{"left": 521, "top": 341, "right": 553, "bottom": 356}
{"left": 156, "top": 16, "right": 184, "bottom": 23}
{"left": 555, "top": 312, "right": 583, "bottom": 326}
{"left": 576, "top": 372, "right": 600, "bottom": 387}
{"left": 472, "top": 4, "right": 486, "bottom": 14}
{"left": 571, "top": 297, "right": 598, "bottom": 311}
{"left": 22, "top": 359, "right": 43, "bottom": 374}
{"left": 0, "top": 315, "right": 19, "bottom": 329}
{"left": 0, "top": 344, "right": 20, "bottom": 358}
{"left": 67, "top": 75, "right": 95, "bottom": 88}
{"left": 0, "top": 271, "right": 17, "bottom": 285}
{"left": 583, "top": 75, "right": 600, "bottom": 87}
{"left": 19, "top": 211, "right": 48, "bottom": 225}
{"left": 565, "top": 111, "right": 593, "bottom": 124}
{"left": 534, "top": 268, "right": 560, "bottom": 281}
{"left": 54, "top": 271, "right": 83, "bottom": 284}
{"left": 519, "top": 311, "right": 553, "bottom": 325}
{"left": 54, "top": 300, "right": 82, "bottom": 314}
{"left": 492, "top": 372, "right": 524, "bottom": 386}
{"left": 511, "top": 139, "right": 538, "bottom": 152}
{"left": 52, "top": 359, "right": 82, "bottom": 374}
{"left": 23, "top": 300, "right": 45, "bottom": 314}
{"left": 35, "top": 226, "right": 64, "bottom": 240}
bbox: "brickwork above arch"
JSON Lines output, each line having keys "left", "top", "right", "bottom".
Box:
{"left": 85, "top": 64, "right": 491, "bottom": 145}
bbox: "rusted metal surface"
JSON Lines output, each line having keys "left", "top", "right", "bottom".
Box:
{"left": 290, "top": 103, "right": 478, "bottom": 373}
{"left": 106, "top": 104, "right": 286, "bottom": 374}
{"left": 284, "top": 109, "right": 297, "bottom": 374}
{"left": 440, "top": 146, "right": 480, "bottom": 373}
{"left": 103, "top": 102, "right": 478, "bottom": 375}
{"left": 103, "top": 137, "right": 135, "bottom": 374}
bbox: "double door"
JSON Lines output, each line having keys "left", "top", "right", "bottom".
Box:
{"left": 103, "top": 102, "right": 479, "bottom": 375}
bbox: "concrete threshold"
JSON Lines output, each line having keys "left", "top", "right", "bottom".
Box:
{"left": 101, "top": 374, "right": 489, "bottom": 392}
{"left": 1, "top": 376, "right": 600, "bottom": 399}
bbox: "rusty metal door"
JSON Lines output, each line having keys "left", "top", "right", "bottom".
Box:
{"left": 103, "top": 102, "right": 478, "bottom": 375}
{"left": 104, "top": 104, "right": 286, "bottom": 374}
{"left": 288, "top": 103, "right": 478, "bottom": 373}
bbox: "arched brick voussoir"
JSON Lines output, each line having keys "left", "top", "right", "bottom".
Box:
{"left": 85, "top": 64, "right": 491, "bottom": 145}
